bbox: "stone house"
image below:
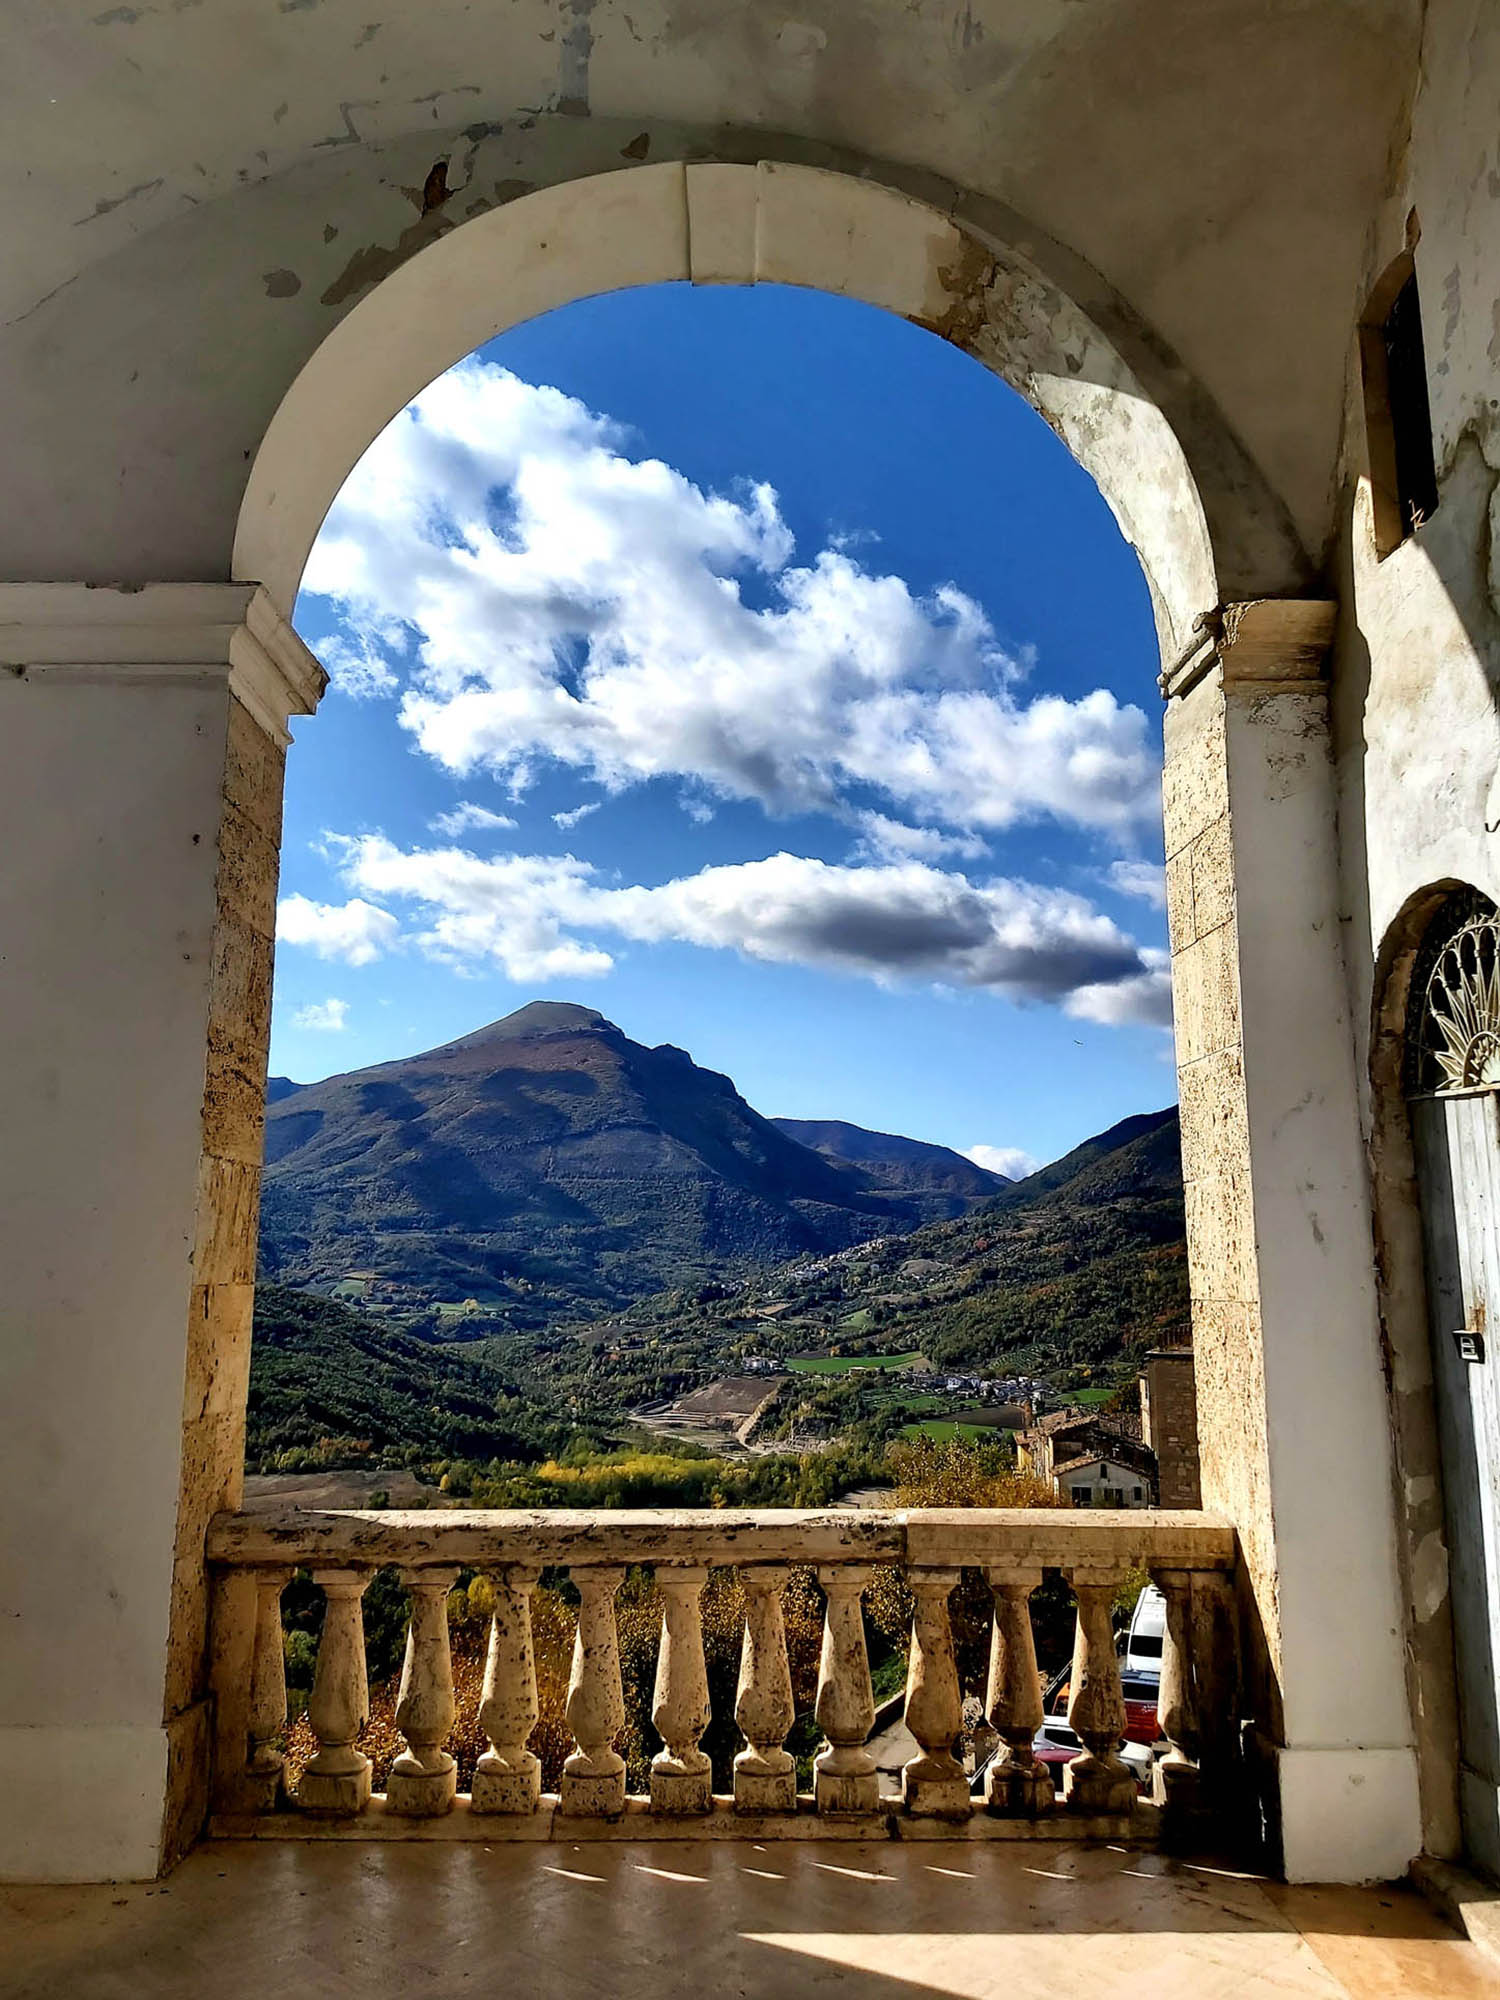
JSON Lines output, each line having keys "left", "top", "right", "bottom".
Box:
{"left": 1017, "top": 1411, "right": 1159, "bottom": 1506}
{"left": 1053, "top": 1454, "right": 1155, "bottom": 1510}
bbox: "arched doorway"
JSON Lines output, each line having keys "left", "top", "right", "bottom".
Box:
{"left": 1406, "top": 889, "right": 1500, "bottom": 1878}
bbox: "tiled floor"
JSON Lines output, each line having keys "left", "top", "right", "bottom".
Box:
{"left": 3, "top": 1839, "right": 1498, "bottom": 1999}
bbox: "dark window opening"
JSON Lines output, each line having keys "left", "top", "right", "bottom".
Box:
{"left": 1360, "top": 258, "right": 1440, "bottom": 557}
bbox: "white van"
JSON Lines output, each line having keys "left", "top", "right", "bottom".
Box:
{"left": 1124, "top": 1582, "right": 1166, "bottom": 1674}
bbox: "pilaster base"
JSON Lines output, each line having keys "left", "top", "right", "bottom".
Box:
{"left": 386, "top": 1754, "right": 457, "bottom": 1818}
{"left": 1063, "top": 1752, "right": 1135, "bottom": 1816}
{"left": 471, "top": 1752, "right": 541, "bottom": 1815}
{"left": 0, "top": 1722, "right": 171, "bottom": 1882}
{"left": 985, "top": 1758, "right": 1054, "bottom": 1816}
{"left": 297, "top": 1754, "right": 372, "bottom": 1817}
{"left": 1275, "top": 1742, "right": 1421, "bottom": 1884}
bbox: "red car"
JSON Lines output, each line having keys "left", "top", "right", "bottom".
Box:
{"left": 1047, "top": 1669, "right": 1159, "bottom": 1746}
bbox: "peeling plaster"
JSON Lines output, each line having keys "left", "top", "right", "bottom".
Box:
{"left": 557, "top": 0, "right": 595, "bottom": 116}
{"left": 320, "top": 199, "right": 454, "bottom": 308}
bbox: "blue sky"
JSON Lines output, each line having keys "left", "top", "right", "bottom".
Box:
{"left": 271, "top": 282, "right": 1173, "bottom": 1175}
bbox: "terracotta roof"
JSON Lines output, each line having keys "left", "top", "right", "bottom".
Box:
{"left": 1031, "top": 1407, "right": 1143, "bottom": 1442}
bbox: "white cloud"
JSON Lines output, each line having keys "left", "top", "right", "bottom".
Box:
{"left": 1065, "top": 949, "right": 1174, "bottom": 1028}
{"left": 276, "top": 893, "right": 400, "bottom": 966}
{"left": 429, "top": 801, "right": 518, "bottom": 837}
{"left": 327, "top": 833, "right": 1167, "bottom": 1014}
{"left": 302, "top": 359, "right": 1160, "bottom": 838}
{"left": 553, "top": 800, "right": 601, "bottom": 830}
{"left": 852, "top": 813, "right": 988, "bottom": 865}
{"left": 292, "top": 996, "right": 350, "bottom": 1032}
{"left": 336, "top": 839, "right": 613, "bottom": 983}
{"left": 1106, "top": 858, "right": 1167, "bottom": 908}
{"left": 964, "top": 1143, "right": 1040, "bottom": 1180}
{"left": 311, "top": 630, "right": 400, "bottom": 700}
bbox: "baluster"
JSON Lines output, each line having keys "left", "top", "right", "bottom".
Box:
{"left": 473, "top": 1566, "right": 542, "bottom": 1814}
{"left": 733, "top": 1566, "right": 797, "bottom": 1813}
{"left": 208, "top": 1567, "right": 257, "bottom": 1815}
{"left": 297, "top": 1568, "right": 372, "bottom": 1815}
{"left": 561, "top": 1564, "right": 627, "bottom": 1817}
{"left": 983, "top": 1565, "right": 1052, "bottom": 1815}
{"left": 387, "top": 1567, "right": 459, "bottom": 1816}
{"left": 650, "top": 1565, "right": 712, "bottom": 1813}
{"left": 1150, "top": 1567, "right": 1200, "bottom": 1816}
{"left": 245, "top": 1567, "right": 292, "bottom": 1811}
{"left": 1191, "top": 1568, "right": 1239, "bottom": 1811}
{"left": 1063, "top": 1567, "right": 1136, "bottom": 1815}
{"left": 813, "top": 1565, "right": 879, "bottom": 1814}
{"left": 901, "top": 1567, "right": 969, "bottom": 1818}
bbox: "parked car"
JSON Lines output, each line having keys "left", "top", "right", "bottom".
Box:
{"left": 1045, "top": 1669, "right": 1160, "bottom": 1745}
{"left": 969, "top": 1713, "right": 1156, "bottom": 1798}
{"left": 1025, "top": 1716, "right": 1154, "bottom": 1794}
{"left": 1124, "top": 1583, "right": 1166, "bottom": 1673}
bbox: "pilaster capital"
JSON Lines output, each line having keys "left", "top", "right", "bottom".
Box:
{"left": 1161, "top": 598, "right": 1337, "bottom": 700}
{"left": 0, "top": 581, "right": 326, "bottom": 743}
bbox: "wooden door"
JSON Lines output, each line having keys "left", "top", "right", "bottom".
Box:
{"left": 1413, "top": 1088, "right": 1500, "bottom": 1879}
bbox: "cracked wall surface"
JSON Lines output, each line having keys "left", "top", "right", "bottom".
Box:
{"left": 0, "top": 0, "right": 1417, "bottom": 598}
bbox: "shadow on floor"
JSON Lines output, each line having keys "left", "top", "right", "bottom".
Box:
{"left": 3, "top": 1839, "right": 1498, "bottom": 2000}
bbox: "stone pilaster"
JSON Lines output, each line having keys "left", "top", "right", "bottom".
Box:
{"left": 1163, "top": 598, "right": 1420, "bottom": 1881}
{"left": 0, "top": 584, "right": 322, "bottom": 1880}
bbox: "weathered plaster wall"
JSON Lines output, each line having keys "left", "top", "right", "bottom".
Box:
{"left": 1340, "top": 0, "right": 1500, "bottom": 993}
{"left": 1326, "top": 0, "right": 1500, "bottom": 1865}
{"left": 0, "top": 0, "right": 1416, "bottom": 597}
{"left": 0, "top": 651, "right": 224, "bottom": 1881}
{"left": 232, "top": 160, "right": 1220, "bottom": 664}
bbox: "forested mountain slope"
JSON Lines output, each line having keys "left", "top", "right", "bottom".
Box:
{"left": 259, "top": 1002, "right": 1001, "bottom": 1324}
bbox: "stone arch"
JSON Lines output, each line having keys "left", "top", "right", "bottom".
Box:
{"left": 232, "top": 159, "right": 1225, "bottom": 667}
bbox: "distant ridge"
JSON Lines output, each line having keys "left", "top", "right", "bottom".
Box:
{"left": 771, "top": 1117, "right": 1010, "bottom": 1200}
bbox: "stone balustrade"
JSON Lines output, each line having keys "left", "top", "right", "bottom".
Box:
{"left": 206, "top": 1508, "right": 1236, "bottom": 1841}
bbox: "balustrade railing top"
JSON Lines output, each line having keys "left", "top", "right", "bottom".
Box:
{"left": 208, "top": 1505, "right": 1235, "bottom": 1570}
{"left": 205, "top": 1506, "right": 1238, "bottom": 1847}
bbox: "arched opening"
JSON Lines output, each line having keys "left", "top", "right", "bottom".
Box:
{"left": 172, "top": 156, "right": 1424, "bottom": 1881}
{"left": 250, "top": 263, "right": 1188, "bottom": 1799}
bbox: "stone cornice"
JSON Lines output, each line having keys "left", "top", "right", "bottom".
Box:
{"left": 0, "top": 582, "right": 327, "bottom": 742}
{"left": 1161, "top": 597, "right": 1338, "bottom": 700}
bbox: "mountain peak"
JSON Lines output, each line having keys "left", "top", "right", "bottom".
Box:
{"left": 434, "top": 1000, "right": 613, "bottom": 1053}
